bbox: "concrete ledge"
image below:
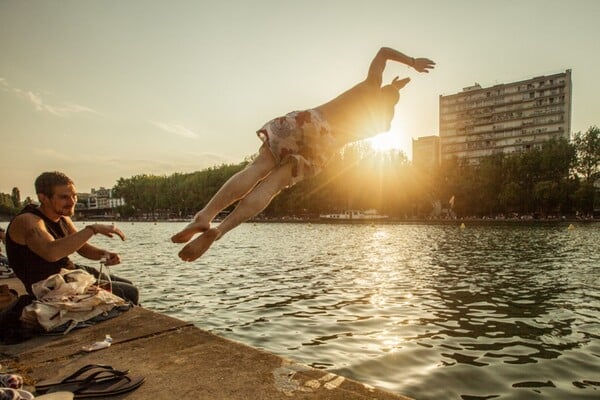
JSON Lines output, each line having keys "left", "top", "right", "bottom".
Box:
{"left": 1, "top": 305, "right": 412, "bottom": 399}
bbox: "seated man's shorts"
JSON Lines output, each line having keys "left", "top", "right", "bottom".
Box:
{"left": 257, "top": 109, "right": 339, "bottom": 186}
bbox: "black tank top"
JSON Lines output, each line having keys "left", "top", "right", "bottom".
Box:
{"left": 5, "top": 204, "right": 73, "bottom": 295}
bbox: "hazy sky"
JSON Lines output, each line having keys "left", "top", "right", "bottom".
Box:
{"left": 1, "top": 0, "right": 598, "bottom": 200}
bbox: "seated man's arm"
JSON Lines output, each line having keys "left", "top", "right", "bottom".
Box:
{"left": 76, "top": 242, "right": 105, "bottom": 261}
{"left": 70, "top": 220, "right": 123, "bottom": 266}
{"left": 11, "top": 214, "right": 96, "bottom": 262}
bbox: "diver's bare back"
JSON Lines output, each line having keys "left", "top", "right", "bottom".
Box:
{"left": 316, "top": 81, "right": 379, "bottom": 139}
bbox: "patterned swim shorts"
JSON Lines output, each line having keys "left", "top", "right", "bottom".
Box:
{"left": 257, "top": 109, "right": 340, "bottom": 186}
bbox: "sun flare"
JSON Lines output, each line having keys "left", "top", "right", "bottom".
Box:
{"left": 368, "top": 131, "right": 404, "bottom": 153}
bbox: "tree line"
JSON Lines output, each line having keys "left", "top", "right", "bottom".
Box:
{"left": 429, "top": 127, "right": 598, "bottom": 218}
{"left": 1, "top": 126, "right": 598, "bottom": 220}
{"left": 0, "top": 188, "right": 27, "bottom": 216}
{"left": 111, "top": 126, "right": 599, "bottom": 219}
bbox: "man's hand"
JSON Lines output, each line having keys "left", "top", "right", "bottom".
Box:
{"left": 413, "top": 58, "right": 436, "bottom": 73}
{"left": 88, "top": 224, "right": 126, "bottom": 241}
{"left": 102, "top": 251, "right": 121, "bottom": 266}
{"left": 79, "top": 224, "right": 125, "bottom": 265}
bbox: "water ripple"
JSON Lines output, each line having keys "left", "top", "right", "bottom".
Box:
{"left": 72, "top": 221, "right": 600, "bottom": 400}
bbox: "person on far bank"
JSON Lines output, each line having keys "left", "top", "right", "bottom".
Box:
{"left": 172, "top": 46, "right": 435, "bottom": 261}
{"left": 5, "top": 171, "right": 139, "bottom": 304}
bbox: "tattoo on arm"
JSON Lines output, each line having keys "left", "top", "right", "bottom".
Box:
{"left": 25, "top": 226, "right": 46, "bottom": 242}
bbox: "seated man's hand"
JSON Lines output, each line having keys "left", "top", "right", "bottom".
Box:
{"left": 88, "top": 224, "right": 126, "bottom": 240}
{"left": 103, "top": 251, "right": 121, "bottom": 266}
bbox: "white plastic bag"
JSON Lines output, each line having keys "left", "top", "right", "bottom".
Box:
{"left": 22, "top": 268, "right": 126, "bottom": 333}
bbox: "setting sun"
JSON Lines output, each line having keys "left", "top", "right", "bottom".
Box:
{"left": 368, "top": 131, "right": 405, "bottom": 153}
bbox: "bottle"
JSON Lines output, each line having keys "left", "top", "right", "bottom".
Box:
{"left": 82, "top": 334, "right": 113, "bottom": 352}
{"left": 97, "top": 256, "right": 112, "bottom": 292}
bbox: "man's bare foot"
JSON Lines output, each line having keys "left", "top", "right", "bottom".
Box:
{"left": 178, "top": 228, "right": 220, "bottom": 262}
{"left": 171, "top": 218, "right": 210, "bottom": 243}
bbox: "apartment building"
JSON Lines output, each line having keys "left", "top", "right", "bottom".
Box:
{"left": 439, "top": 70, "right": 572, "bottom": 163}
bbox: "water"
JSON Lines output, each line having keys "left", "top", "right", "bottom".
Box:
{"left": 73, "top": 221, "right": 600, "bottom": 399}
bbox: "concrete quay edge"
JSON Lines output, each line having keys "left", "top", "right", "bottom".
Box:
{"left": 1, "top": 278, "right": 412, "bottom": 400}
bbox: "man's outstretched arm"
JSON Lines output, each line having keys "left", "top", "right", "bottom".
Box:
{"left": 9, "top": 214, "right": 125, "bottom": 263}
{"left": 366, "top": 47, "right": 436, "bottom": 86}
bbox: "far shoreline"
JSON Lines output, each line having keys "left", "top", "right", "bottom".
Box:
{"left": 1, "top": 215, "right": 597, "bottom": 225}
{"left": 67, "top": 217, "right": 600, "bottom": 225}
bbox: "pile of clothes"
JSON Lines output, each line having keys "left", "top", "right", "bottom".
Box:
{"left": 1, "top": 269, "right": 131, "bottom": 344}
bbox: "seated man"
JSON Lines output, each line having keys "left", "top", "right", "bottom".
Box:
{"left": 5, "top": 171, "right": 139, "bottom": 304}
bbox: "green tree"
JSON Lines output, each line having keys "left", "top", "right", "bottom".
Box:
{"left": 572, "top": 126, "right": 600, "bottom": 215}
{"left": 533, "top": 180, "right": 560, "bottom": 216}
{"left": 0, "top": 193, "right": 18, "bottom": 215}
{"left": 573, "top": 126, "right": 600, "bottom": 182}
{"left": 499, "top": 181, "right": 521, "bottom": 213}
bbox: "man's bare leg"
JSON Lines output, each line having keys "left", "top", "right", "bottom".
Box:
{"left": 178, "top": 163, "right": 293, "bottom": 261}
{"left": 171, "top": 145, "right": 277, "bottom": 243}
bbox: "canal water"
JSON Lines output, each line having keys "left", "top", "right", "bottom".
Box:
{"left": 72, "top": 221, "right": 600, "bottom": 399}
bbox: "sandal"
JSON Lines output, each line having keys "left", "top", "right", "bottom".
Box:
{"left": 35, "top": 365, "right": 128, "bottom": 394}
{"left": 69, "top": 374, "right": 145, "bottom": 399}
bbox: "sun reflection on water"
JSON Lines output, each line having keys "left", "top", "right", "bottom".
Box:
{"left": 74, "top": 222, "right": 600, "bottom": 400}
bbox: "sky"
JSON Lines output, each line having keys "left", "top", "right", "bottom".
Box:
{"left": 1, "top": 0, "right": 599, "bottom": 200}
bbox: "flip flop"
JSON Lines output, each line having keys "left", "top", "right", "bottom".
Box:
{"left": 36, "top": 392, "right": 74, "bottom": 400}
{"left": 69, "top": 374, "right": 145, "bottom": 399}
{"left": 35, "top": 365, "right": 128, "bottom": 393}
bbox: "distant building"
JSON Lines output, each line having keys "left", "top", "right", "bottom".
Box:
{"left": 412, "top": 135, "right": 441, "bottom": 170}
{"left": 109, "top": 197, "right": 125, "bottom": 208}
{"left": 75, "top": 193, "right": 93, "bottom": 210}
{"left": 439, "top": 70, "right": 572, "bottom": 164}
{"left": 75, "top": 187, "right": 125, "bottom": 211}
